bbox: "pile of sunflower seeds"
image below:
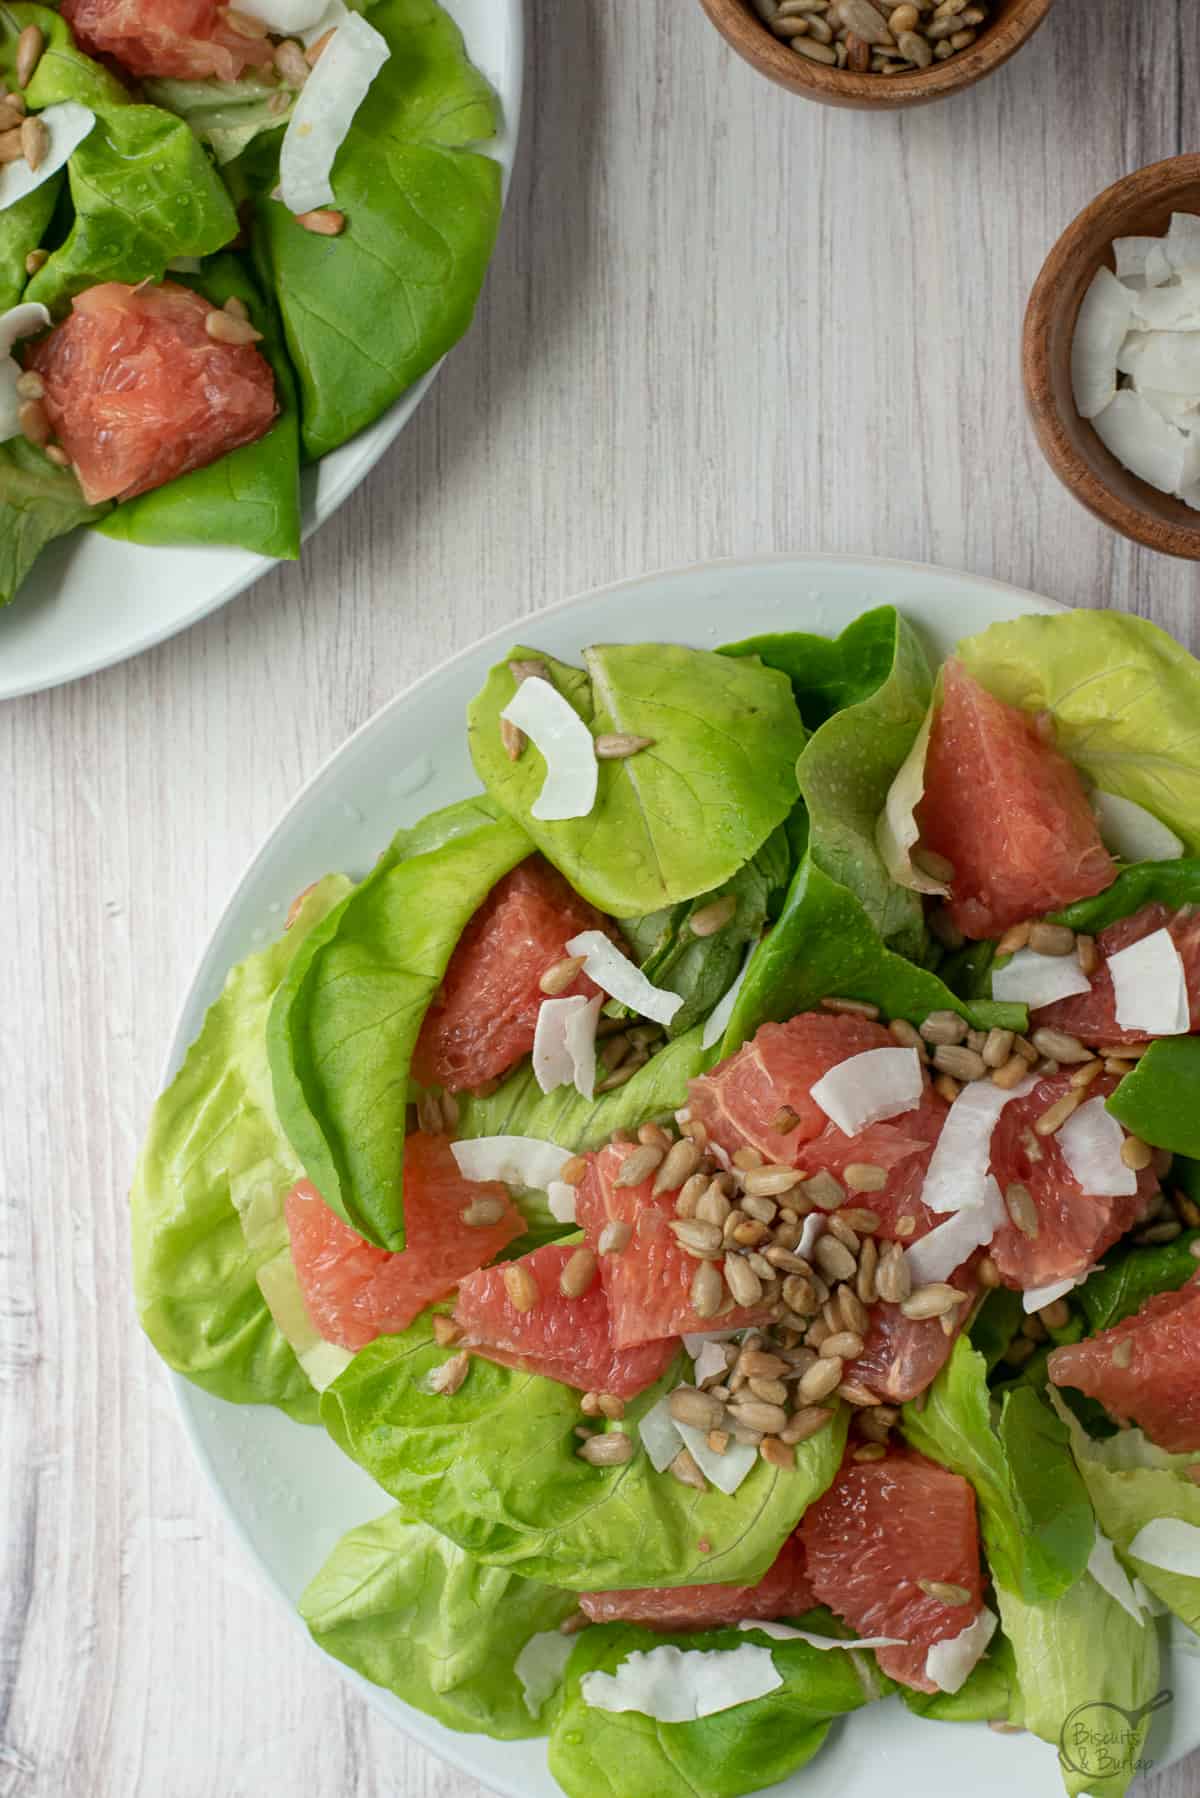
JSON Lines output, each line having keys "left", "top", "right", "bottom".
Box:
{"left": 752, "top": 0, "right": 990, "bottom": 74}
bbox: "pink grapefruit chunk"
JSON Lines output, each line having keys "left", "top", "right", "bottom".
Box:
{"left": 1049, "top": 1273, "right": 1200, "bottom": 1452}
{"left": 574, "top": 1142, "right": 771, "bottom": 1347}
{"left": 27, "top": 282, "right": 277, "bottom": 506}
{"left": 285, "top": 1134, "right": 523, "bottom": 1352}
{"left": 579, "top": 1532, "right": 815, "bottom": 1631}
{"left": 914, "top": 661, "right": 1115, "bottom": 940}
{"left": 1034, "top": 902, "right": 1200, "bottom": 1046}
{"left": 800, "top": 1446, "right": 986, "bottom": 1693}
{"left": 986, "top": 1070, "right": 1156, "bottom": 1290}
{"left": 413, "top": 856, "right": 615, "bottom": 1093}
{"left": 455, "top": 1240, "right": 677, "bottom": 1397}
{"left": 846, "top": 1263, "right": 977, "bottom": 1403}
{"left": 61, "top": 0, "right": 274, "bottom": 79}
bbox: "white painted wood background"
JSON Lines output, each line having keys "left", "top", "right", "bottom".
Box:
{"left": 2, "top": 1, "right": 1199, "bottom": 1793}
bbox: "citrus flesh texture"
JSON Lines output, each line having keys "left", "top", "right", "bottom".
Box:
{"left": 913, "top": 660, "right": 1115, "bottom": 940}
{"left": 986, "top": 1069, "right": 1156, "bottom": 1289}
{"left": 1033, "top": 901, "right": 1200, "bottom": 1047}
{"left": 285, "top": 1134, "right": 524, "bottom": 1352}
{"left": 574, "top": 1141, "right": 771, "bottom": 1347}
{"left": 846, "top": 1263, "right": 977, "bottom": 1404}
{"left": 1049, "top": 1272, "right": 1200, "bottom": 1452}
{"left": 579, "top": 1532, "right": 815, "bottom": 1630}
{"left": 413, "top": 855, "right": 616, "bottom": 1093}
{"left": 61, "top": 0, "right": 274, "bottom": 79}
{"left": 800, "top": 1445, "right": 986, "bottom": 1693}
{"left": 27, "top": 282, "right": 278, "bottom": 506}
{"left": 454, "top": 1239, "right": 677, "bottom": 1397}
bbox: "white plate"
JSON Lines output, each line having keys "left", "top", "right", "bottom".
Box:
{"left": 0, "top": 0, "right": 522, "bottom": 702}
{"left": 164, "top": 554, "right": 1200, "bottom": 1797}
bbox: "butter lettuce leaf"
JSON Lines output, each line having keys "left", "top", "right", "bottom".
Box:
{"left": 1, "top": 3, "right": 128, "bottom": 112}
{"left": 899, "top": 1631, "right": 1019, "bottom": 1724}
{"left": 470, "top": 643, "right": 807, "bottom": 916}
{"left": 130, "top": 875, "right": 351, "bottom": 1420}
{"left": 0, "top": 438, "right": 108, "bottom": 607}
{"left": 1076, "top": 1229, "right": 1200, "bottom": 1334}
{"left": 547, "top": 1621, "right": 881, "bottom": 1798}
{"left": 1051, "top": 857, "right": 1200, "bottom": 931}
{"left": 1105, "top": 1037, "right": 1200, "bottom": 1159}
{"left": 321, "top": 1315, "right": 847, "bottom": 1590}
{"left": 300, "top": 1508, "right": 577, "bottom": 1738}
{"left": 145, "top": 73, "right": 291, "bottom": 165}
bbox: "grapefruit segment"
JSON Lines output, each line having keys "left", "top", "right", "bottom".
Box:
{"left": 285, "top": 1134, "right": 523, "bottom": 1352}
{"left": 800, "top": 1446, "right": 986, "bottom": 1692}
{"left": 61, "top": 0, "right": 275, "bottom": 79}
{"left": 579, "top": 1532, "right": 815, "bottom": 1631}
{"left": 27, "top": 282, "right": 277, "bottom": 506}
{"left": 913, "top": 661, "right": 1115, "bottom": 940}
{"left": 455, "top": 1240, "right": 677, "bottom": 1397}
{"left": 413, "top": 856, "right": 616, "bottom": 1093}
{"left": 1048, "top": 1273, "right": 1200, "bottom": 1452}
{"left": 846, "top": 1262, "right": 977, "bottom": 1403}
{"left": 1034, "top": 902, "right": 1200, "bottom": 1046}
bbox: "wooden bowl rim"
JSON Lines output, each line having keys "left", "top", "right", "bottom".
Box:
{"left": 695, "top": 0, "right": 1057, "bottom": 110}
{"left": 1023, "top": 152, "right": 1200, "bottom": 562}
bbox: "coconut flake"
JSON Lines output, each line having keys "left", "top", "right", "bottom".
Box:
{"left": 1093, "top": 388, "right": 1192, "bottom": 495}
{"left": 876, "top": 709, "right": 949, "bottom": 896}
{"left": 924, "top": 1607, "right": 997, "bottom": 1695}
{"left": 1088, "top": 1534, "right": 1145, "bottom": 1625}
{"left": 581, "top": 1644, "right": 782, "bottom": 1722}
{"left": 991, "top": 947, "right": 1092, "bottom": 1008}
{"left": 692, "top": 1340, "right": 730, "bottom": 1385}
{"left": 515, "top": 1630, "right": 574, "bottom": 1717}
{"left": 1129, "top": 276, "right": 1200, "bottom": 332}
{"left": 1091, "top": 790, "right": 1185, "bottom": 862}
{"left": 1057, "top": 1099, "right": 1139, "bottom": 1198}
{"left": 1114, "top": 236, "right": 1159, "bottom": 281}
{"left": 797, "top": 1214, "right": 824, "bottom": 1262}
{"left": 300, "top": 0, "right": 347, "bottom": 42}
{"left": 1117, "top": 333, "right": 1200, "bottom": 392}
{"left": 920, "top": 1077, "right": 1036, "bottom": 1216}
{"left": 532, "top": 993, "right": 601, "bottom": 1099}
{"left": 736, "top": 1620, "right": 903, "bottom": 1649}
{"left": 673, "top": 1418, "right": 758, "bottom": 1496}
{"left": 279, "top": 13, "right": 390, "bottom": 215}
{"left": 451, "top": 1136, "right": 573, "bottom": 1192}
{"left": 0, "top": 102, "right": 94, "bottom": 216}
{"left": 637, "top": 1394, "right": 685, "bottom": 1473}
{"left": 1108, "top": 927, "right": 1190, "bottom": 1035}
{"left": 809, "top": 1047, "right": 923, "bottom": 1138}
{"left": 1128, "top": 1517, "right": 1200, "bottom": 1579}
{"left": 499, "top": 677, "right": 599, "bottom": 822}
{"left": 547, "top": 1181, "right": 577, "bottom": 1224}
{"left": 565, "top": 929, "right": 683, "bottom": 1027}
{"left": 702, "top": 943, "right": 755, "bottom": 1050}
{"left": 1072, "top": 266, "right": 1133, "bottom": 420}
{"left": 565, "top": 993, "right": 602, "bottom": 1099}
{"left": 1146, "top": 241, "right": 1176, "bottom": 287}
{"left": 681, "top": 1328, "right": 740, "bottom": 1358}
{"left": 1136, "top": 385, "right": 1200, "bottom": 430}
{"left": 239, "top": 0, "right": 329, "bottom": 28}
{"left": 0, "top": 302, "right": 50, "bottom": 442}
{"left": 1166, "top": 212, "right": 1200, "bottom": 272}
{"left": 905, "top": 1175, "right": 1006, "bottom": 1286}
{"left": 1021, "top": 1271, "right": 1092, "bottom": 1315}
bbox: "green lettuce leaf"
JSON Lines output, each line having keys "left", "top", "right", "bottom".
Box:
{"left": 1076, "top": 1230, "right": 1200, "bottom": 1333}
{"left": 1, "top": 3, "right": 129, "bottom": 112}
{"left": 300, "top": 1508, "right": 577, "bottom": 1737}
{"left": 250, "top": 0, "right": 502, "bottom": 458}
{"left": 145, "top": 73, "right": 292, "bottom": 165}
{"left": 321, "top": 1317, "right": 847, "bottom": 1590}
{"left": 902, "top": 1339, "right": 1094, "bottom": 1604}
{"left": 469, "top": 643, "right": 807, "bottom": 916}
{"left": 0, "top": 177, "right": 60, "bottom": 311}
{"left": 1105, "top": 1037, "right": 1200, "bottom": 1158}
{"left": 957, "top": 611, "right": 1200, "bottom": 853}
{"left": 969, "top": 1287, "right": 1026, "bottom": 1372}
{"left": 98, "top": 253, "right": 301, "bottom": 559}
{"left": 900, "top": 1631, "right": 1020, "bottom": 1724}
{"left": 1050, "top": 858, "right": 1200, "bottom": 932}
{"left": 547, "top": 1621, "right": 880, "bottom": 1798}
{"left": 130, "top": 875, "right": 351, "bottom": 1420}
{"left": 0, "top": 437, "right": 108, "bottom": 607}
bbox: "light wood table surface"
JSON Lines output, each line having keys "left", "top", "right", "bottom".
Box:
{"left": 2, "top": 2, "right": 1199, "bottom": 1794}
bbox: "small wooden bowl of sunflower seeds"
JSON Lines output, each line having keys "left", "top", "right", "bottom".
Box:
{"left": 696, "top": 0, "right": 1055, "bottom": 110}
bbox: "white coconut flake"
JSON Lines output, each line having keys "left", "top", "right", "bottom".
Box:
{"left": 674, "top": 1418, "right": 758, "bottom": 1496}
{"left": 451, "top": 1136, "right": 573, "bottom": 1192}
{"left": 924, "top": 1607, "right": 997, "bottom": 1695}
{"left": 736, "top": 1621, "right": 903, "bottom": 1649}
{"left": 876, "top": 709, "right": 949, "bottom": 896}
{"left": 809, "top": 1046, "right": 923, "bottom": 1139}
{"left": 300, "top": 0, "right": 347, "bottom": 42}
{"left": 681, "top": 1329, "right": 740, "bottom": 1358}
{"left": 797, "top": 1214, "right": 824, "bottom": 1262}
{"left": 692, "top": 1340, "right": 730, "bottom": 1385}
{"left": 702, "top": 943, "right": 755, "bottom": 1049}
{"left": 1128, "top": 1518, "right": 1200, "bottom": 1579}
{"left": 581, "top": 1644, "right": 782, "bottom": 1722}
{"left": 1129, "top": 277, "right": 1200, "bottom": 332}
{"left": 1072, "top": 266, "right": 1133, "bottom": 419}
{"left": 637, "top": 1394, "right": 685, "bottom": 1473}
{"left": 921, "top": 1077, "right": 1036, "bottom": 1216}
{"left": 905, "top": 1175, "right": 1006, "bottom": 1286}
{"left": 1136, "top": 385, "right": 1200, "bottom": 430}
{"left": 1108, "top": 927, "right": 1190, "bottom": 1035}
{"left": 1146, "top": 241, "right": 1175, "bottom": 287}
{"left": 547, "top": 1181, "right": 577, "bottom": 1225}
{"left": 1093, "top": 388, "right": 1192, "bottom": 495}
{"left": 0, "top": 301, "right": 50, "bottom": 442}
{"left": 992, "top": 947, "right": 1093, "bottom": 1008}
{"left": 515, "top": 1631, "right": 574, "bottom": 1718}
{"left": 0, "top": 102, "right": 94, "bottom": 216}
{"left": 239, "top": 0, "right": 329, "bottom": 28}
{"left": 532, "top": 993, "right": 601, "bottom": 1099}
{"left": 1116, "top": 333, "right": 1200, "bottom": 393}
{"left": 1091, "top": 790, "right": 1185, "bottom": 863}
{"left": 565, "top": 929, "right": 683, "bottom": 1027}
{"left": 1057, "top": 1099, "right": 1139, "bottom": 1198}
{"left": 1166, "top": 212, "right": 1200, "bottom": 271}
{"left": 1021, "top": 1271, "right": 1092, "bottom": 1314}
{"left": 1088, "top": 1534, "right": 1146, "bottom": 1625}
{"left": 279, "top": 13, "right": 390, "bottom": 215}
{"left": 1113, "top": 236, "right": 1159, "bottom": 281}
{"left": 564, "top": 992, "right": 602, "bottom": 1099}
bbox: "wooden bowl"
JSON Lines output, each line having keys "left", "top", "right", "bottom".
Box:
{"left": 1024, "top": 155, "right": 1200, "bottom": 562}
{"left": 695, "top": 0, "right": 1055, "bottom": 111}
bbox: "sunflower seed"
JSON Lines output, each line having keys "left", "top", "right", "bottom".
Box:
{"left": 1120, "top": 1135, "right": 1153, "bottom": 1171}
{"left": 781, "top": 1273, "right": 819, "bottom": 1315}
{"left": 799, "top": 1356, "right": 844, "bottom": 1402}
{"left": 690, "top": 895, "right": 737, "bottom": 938}
{"left": 690, "top": 1259, "right": 726, "bottom": 1317}
{"left": 1038, "top": 1298, "right": 1071, "bottom": 1331}
{"left": 813, "top": 1235, "right": 857, "bottom": 1282}
{"left": 539, "top": 953, "right": 586, "bottom": 995}
{"left": 670, "top": 1386, "right": 727, "bottom": 1431}
{"left": 791, "top": 36, "right": 839, "bottom": 60}
{"left": 875, "top": 1241, "right": 912, "bottom": 1304}
{"left": 977, "top": 1255, "right": 1001, "bottom": 1289}
{"left": 559, "top": 1247, "right": 598, "bottom": 1298}
{"left": 579, "top": 1431, "right": 635, "bottom": 1467}
{"left": 920, "top": 1010, "right": 967, "bottom": 1046}
{"left": 708, "top": 1428, "right": 731, "bottom": 1455}
{"left": 461, "top": 1195, "right": 509, "bottom": 1227}
{"left": 933, "top": 1044, "right": 987, "bottom": 1082}
{"left": 901, "top": 1283, "right": 966, "bottom": 1320}
{"left": 724, "top": 1254, "right": 764, "bottom": 1307}
{"left": 819, "top": 1329, "right": 864, "bottom": 1361}
{"left": 432, "top": 1314, "right": 463, "bottom": 1346}
{"left": 896, "top": 24, "right": 932, "bottom": 61}
{"left": 20, "top": 248, "right": 44, "bottom": 275}
{"left": 594, "top": 733, "right": 655, "bottom": 759}
{"left": 503, "top": 1264, "right": 541, "bottom": 1311}
{"left": 18, "top": 398, "right": 48, "bottom": 447}
{"left": 748, "top": 1376, "right": 789, "bottom": 1406}
{"left": 855, "top": 1236, "right": 879, "bottom": 1305}
{"left": 991, "top": 1053, "right": 1030, "bottom": 1091}
{"left": 758, "top": 1436, "right": 795, "bottom": 1469}
{"left": 804, "top": 1170, "right": 846, "bottom": 1212}
{"left": 499, "top": 716, "right": 525, "bottom": 760}
{"left": 1136, "top": 1220, "right": 1183, "bottom": 1245}
{"left": 416, "top": 1091, "right": 444, "bottom": 1134}
{"left": 429, "top": 1350, "right": 470, "bottom": 1395}
{"left": 597, "top": 1063, "right": 639, "bottom": 1093}
{"left": 1076, "top": 933, "right": 1098, "bottom": 975}
{"left": 919, "top": 1579, "right": 973, "bottom": 1605}
{"left": 1035, "top": 1091, "right": 1081, "bottom": 1137}
{"left": 669, "top": 1447, "right": 707, "bottom": 1489}
{"left": 996, "top": 922, "right": 1032, "bottom": 958}
{"left": 844, "top": 1163, "right": 887, "bottom": 1193}
{"left": 771, "top": 1105, "right": 802, "bottom": 1133}
{"left": 781, "top": 1406, "right": 835, "bottom": 1444}
{"left": 560, "top": 1155, "right": 588, "bottom": 1186}
{"left": 820, "top": 995, "right": 881, "bottom": 1019}
{"left": 729, "top": 1399, "right": 790, "bottom": 1435}
{"left": 826, "top": 1215, "right": 860, "bottom": 1253}
{"left": 296, "top": 207, "right": 346, "bottom": 236}
{"left": 15, "top": 23, "right": 43, "bottom": 87}
{"left": 615, "top": 1144, "right": 665, "bottom": 1189}
{"left": 1070, "top": 1059, "right": 1103, "bottom": 1091}
{"left": 598, "top": 1220, "right": 632, "bottom": 1256}
{"left": 653, "top": 1138, "right": 701, "bottom": 1194}
{"left": 836, "top": 1286, "right": 870, "bottom": 1335}
{"left": 1028, "top": 922, "right": 1076, "bottom": 957}
{"left": 274, "top": 37, "right": 310, "bottom": 83}
{"left": 1030, "top": 1028, "right": 1093, "bottom": 1065}
{"left": 671, "top": 1218, "right": 725, "bottom": 1257}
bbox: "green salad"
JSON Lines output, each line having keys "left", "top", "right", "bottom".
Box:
{"left": 133, "top": 603, "right": 1200, "bottom": 1798}
{"left": 0, "top": 0, "right": 503, "bottom": 604}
